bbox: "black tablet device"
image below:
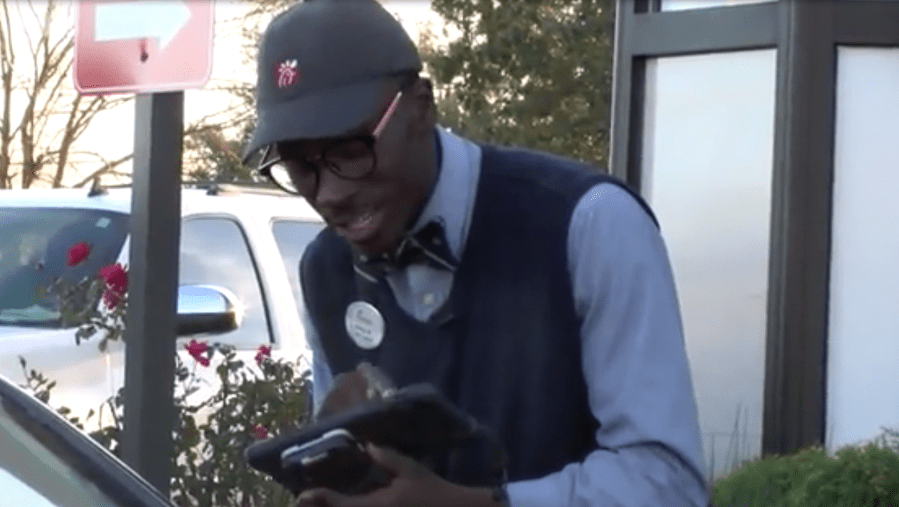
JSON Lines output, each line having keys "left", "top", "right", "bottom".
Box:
{"left": 276, "top": 428, "right": 391, "bottom": 495}
{"left": 244, "top": 383, "right": 480, "bottom": 494}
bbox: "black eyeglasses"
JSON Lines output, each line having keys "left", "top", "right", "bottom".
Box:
{"left": 257, "top": 90, "right": 403, "bottom": 195}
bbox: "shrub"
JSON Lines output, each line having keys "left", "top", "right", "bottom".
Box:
{"left": 711, "top": 429, "right": 899, "bottom": 507}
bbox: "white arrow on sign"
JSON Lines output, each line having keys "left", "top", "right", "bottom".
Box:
{"left": 94, "top": 1, "right": 191, "bottom": 51}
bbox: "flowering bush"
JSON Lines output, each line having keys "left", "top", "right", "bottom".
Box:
{"left": 22, "top": 242, "right": 313, "bottom": 507}
{"left": 47, "top": 241, "right": 129, "bottom": 351}
{"left": 168, "top": 342, "right": 311, "bottom": 507}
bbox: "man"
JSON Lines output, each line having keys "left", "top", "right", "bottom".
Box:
{"left": 243, "top": 1, "right": 709, "bottom": 506}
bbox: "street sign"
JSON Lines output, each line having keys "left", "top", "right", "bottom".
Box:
{"left": 74, "top": 1, "right": 214, "bottom": 95}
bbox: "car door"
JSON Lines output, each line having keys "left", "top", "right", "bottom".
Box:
{"left": 269, "top": 219, "right": 325, "bottom": 326}
{"left": 94, "top": 214, "right": 277, "bottom": 411}
{"left": 177, "top": 215, "right": 274, "bottom": 350}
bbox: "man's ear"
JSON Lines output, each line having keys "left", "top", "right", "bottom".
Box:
{"left": 409, "top": 77, "right": 437, "bottom": 131}
{"left": 415, "top": 76, "right": 434, "bottom": 97}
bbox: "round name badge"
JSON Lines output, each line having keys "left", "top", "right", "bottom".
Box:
{"left": 345, "top": 301, "right": 385, "bottom": 350}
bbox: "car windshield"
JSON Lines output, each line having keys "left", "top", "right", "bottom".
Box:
{"left": 0, "top": 379, "right": 171, "bottom": 507}
{"left": 0, "top": 208, "right": 129, "bottom": 328}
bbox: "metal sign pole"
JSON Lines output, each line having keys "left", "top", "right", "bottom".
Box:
{"left": 122, "top": 91, "right": 184, "bottom": 495}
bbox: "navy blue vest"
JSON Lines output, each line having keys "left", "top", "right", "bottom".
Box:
{"left": 300, "top": 144, "right": 657, "bottom": 485}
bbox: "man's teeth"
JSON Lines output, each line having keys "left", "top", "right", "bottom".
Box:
{"left": 352, "top": 213, "right": 373, "bottom": 228}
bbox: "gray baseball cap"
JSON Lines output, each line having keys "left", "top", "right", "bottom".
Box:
{"left": 243, "top": 0, "right": 422, "bottom": 162}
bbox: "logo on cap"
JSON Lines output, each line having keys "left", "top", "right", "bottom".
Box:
{"left": 276, "top": 59, "right": 299, "bottom": 89}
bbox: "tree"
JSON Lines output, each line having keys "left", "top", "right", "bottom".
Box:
{"left": 183, "top": 121, "right": 260, "bottom": 184}
{"left": 420, "top": 0, "right": 616, "bottom": 170}
{"left": 181, "top": 0, "right": 294, "bottom": 185}
{"left": 0, "top": 0, "right": 135, "bottom": 189}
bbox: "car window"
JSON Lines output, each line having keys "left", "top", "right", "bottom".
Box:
{"left": 179, "top": 217, "right": 272, "bottom": 347}
{"left": 0, "top": 424, "right": 116, "bottom": 507}
{"left": 0, "top": 208, "right": 129, "bottom": 328}
{"left": 270, "top": 220, "right": 324, "bottom": 318}
{"left": 0, "top": 402, "right": 142, "bottom": 507}
{"left": 0, "top": 380, "right": 172, "bottom": 507}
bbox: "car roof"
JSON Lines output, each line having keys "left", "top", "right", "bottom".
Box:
{"left": 0, "top": 184, "right": 322, "bottom": 222}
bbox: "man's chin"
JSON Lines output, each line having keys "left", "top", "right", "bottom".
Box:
{"left": 348, "top": 233, "right": 403, "bottom": 258}
{"left": 351, "top": 240, "right": 391, "bottom": 257}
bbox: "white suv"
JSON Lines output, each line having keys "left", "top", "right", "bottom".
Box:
{"left": 0, "top": 183, "right": 324, "bottom": 422}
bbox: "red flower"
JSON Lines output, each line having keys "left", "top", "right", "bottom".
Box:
{"left": 98, "top": 263, "right": 128, "bottom": 294}
{"left": 97, "top": 263, "right": 128, "bottom": 309}
{"left": 66, "top": 242, "right": 91, "bottom": 267}
{"left": 249, "top": 424, "right": 269, "bottom": 440}
{"left": 185, "top": 339, "right": 210, "bottom": 367}
{"left": 101, "top": 289, "right": 122, "bottom": 309}
{"left": 254, "top": 345, "right": 272, "bottom": 365}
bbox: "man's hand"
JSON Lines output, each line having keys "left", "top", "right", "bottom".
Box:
{"left": 316, "top": 369, "right": 371, "bottom": 418}
{"left": 293, "top": 444, "right": 499, "bottom": 507}
{"left": 317, "top": 363, "right": 395, "bottom": 419}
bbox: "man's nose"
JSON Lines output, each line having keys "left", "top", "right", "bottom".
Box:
{"left": 313, "top": 167, "right": 356, "bottom": 208}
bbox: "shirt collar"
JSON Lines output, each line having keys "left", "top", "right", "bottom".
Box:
{"left": 409, "top": 126, "right": 480, "bottom": 262}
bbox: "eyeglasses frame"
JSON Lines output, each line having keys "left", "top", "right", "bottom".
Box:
{"left": 256, "top": 89, "right": 404, "bottom": 195}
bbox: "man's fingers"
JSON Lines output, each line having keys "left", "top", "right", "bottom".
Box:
{"left": 317, "top": 371, "right": 370, "bottom": 418}
{"left": 296, "top": 486, "right": 392, "bottom": 507}
{"left": 366, "top": 443, "right": 416, "bottom": 474}
{"left": 294, "top": 488, "right": 346, "bottom": 507}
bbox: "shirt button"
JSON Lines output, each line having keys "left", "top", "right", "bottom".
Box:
{"left": 422, "top": 293, "right": 436, "bottom": 306}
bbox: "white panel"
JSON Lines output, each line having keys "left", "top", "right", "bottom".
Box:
{"left": 661, "top": 0, "right": 773, "bottom": 12}
{"left": 643, "top": 49, "right": 777, "bottom": 479}
{"left": 828, "top": 46, "right": 899, "bottom": 452}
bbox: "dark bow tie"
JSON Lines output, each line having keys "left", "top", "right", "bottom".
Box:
{"left": 354, "top": 220, "right": 458, "bottom": 281}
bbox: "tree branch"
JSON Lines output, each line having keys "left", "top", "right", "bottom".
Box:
{"left": 71, "top": 152, "right": 134, "bottom": 188}
{"left": 32, "top": 39, "right": 74, "bottom": 145}
{"left": 52, "top": 92, "right": 81, "bottom": 187}
{"left": 0, "top": 0, "right": 16, "bottom": 188}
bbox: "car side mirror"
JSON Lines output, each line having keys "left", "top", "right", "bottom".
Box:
{"left": 176, "top": 285, "right": 240, "bottom": 336}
